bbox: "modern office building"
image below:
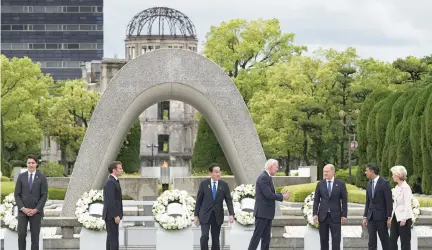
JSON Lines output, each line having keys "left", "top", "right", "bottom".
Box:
{"left": 1, "top": 0, "right": 103, "bottom": 81}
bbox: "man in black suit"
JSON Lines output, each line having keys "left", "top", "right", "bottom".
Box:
{"left": 248, "top": 159, "right": 289, "bottom": 250}
{"left": 102, "top": 161, "right": 124, "bottom": 250}
{"left": 362, "top": 163, "right": 393, "bottom": 250}
{"left": 313, "top": 164, "right": 348, "bottom": 250}
{"left": 194, "top": 163, "right": 235, "bottom": 250}
{"left": 14, "top": 155, "right": 48, "bottom": 250}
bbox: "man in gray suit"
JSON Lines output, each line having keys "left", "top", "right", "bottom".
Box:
{"left": 14, "top": 155, "right": 48, "bottom": 250}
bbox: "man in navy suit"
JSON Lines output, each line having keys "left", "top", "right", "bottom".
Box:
{"left": 362, "top": 163, "right": 393, "bottom": 250}
{"left": 194, "top": 163, "right": 235, "bottom": 250}
{"left": 248, "top": 159, "right": 289, "bottom": 250}
{"left": 102, "top": 161, "right": 124, "bottom": 250}
{"left": 14, "top": 155, "right": 48, "bottom": 250}
{"left": 313, "top": 164, "right": 348, "bottom": 250}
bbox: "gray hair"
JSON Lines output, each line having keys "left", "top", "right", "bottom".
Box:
{"left": 325, "top": 164, "right": 336, "bottom": 172}
{"left": 264, "top": 159, "right": 278, "bottom": 170}
{"left": 390, "top": 165, "right": 408, "bottom": 181}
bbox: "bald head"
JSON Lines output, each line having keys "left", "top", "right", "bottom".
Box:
{"left": 323, "top": 164, "right": 335, "bottom": 180}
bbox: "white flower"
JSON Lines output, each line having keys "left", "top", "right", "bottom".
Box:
{"left": 153, "top": 189, "right": 195, "bottom": 230}
{"left": 1, "top": 193, "right": 18, "bottom": 231}
{"left": 301, "top": 192, "right": 318, "bottom": 229}
{"left": 75, "top": 189, "right": 105, "bottom": 231}
{"left": 231, "top": 184, "right": 255, "bottom": 226}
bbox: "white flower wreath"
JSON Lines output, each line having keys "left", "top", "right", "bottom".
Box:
{"left": 231, "top": 184, "right": 255, "bottom": 226}
{"left": 0, "top": 193, "right": 19, "bottom": 231}
{"left": 75, "top": 189, "right": 105, "bottom": 231}
{"left": 391, "top": 188, "right": 421, "bottom": 228}
{"left": 301, "top": 192, "right": 319, "bottom": 229}
{"left": 152, "top": 189, "right": 196, "bottom": 230}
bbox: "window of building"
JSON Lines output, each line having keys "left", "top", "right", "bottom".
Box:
{"left": 158, "top": 101, "right": 170, "bottom": 120}
{"left": 30, "top": 44, "right": 46, "bottom": 49}
{"left": 46, "top": 43, "right": 60, "bottom": 49}
{"left": 65, "top": 25, "right": 79, "bottom": 31}
{"left": 148, "top": 46, "right": 154, "bottom": 52}
{"left": 97, "top": 6, "right": 103, "bottom": 12}
{"left": 97, "top": 25, "right": 103, "bottom": 31}
{"left": 11, "top": 43, "right": 28, "bottom": 49}
{"left": 158, "top": 135, "right": 169, "bottom": 153}
{"left": 33, "top": 24, "right": 45, "bottom": 30}
{"left": 80, "top": 43, "right": 96, "bottom": 49}
{"left": 1, "top": 25, "right": 11, "bottom": 30}
{"left": 46, "top": 24, "right": 61, "bottom": 30}
{"left": 155, "top": 46, "right": 160, "bottom": 49}
{"left": 11, "top": 25, "right": 24, "bottom": 31}
{"left": 65, "top": 6, "right": 79, "bottom": 12}
{"left": 64, "top": 61, "right": 80, "bottom": 68}
{"left": 45, "top": 6, "right": 61, "bottom": 13}
{"left": 79, "top": 6, "right": 92, "bottom": 12}
{"left": 45, "top": 62, "right": 62, "bottom": 68}
{"left": 33, "top": 6, "right": 46, "bottom": 12}
{"left": 141, "top": 46, "right": 147, "bottom": 54}
{"left": 96, "top": 43, "right": 103, "bottom": 50}
{"left": 168, "top": 46, "right": 172, "bottom": 48}
{"left": 64, "top": 44, "right": 79, "bottom": 49}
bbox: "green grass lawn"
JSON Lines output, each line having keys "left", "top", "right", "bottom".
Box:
{"left": 1, "top": 180, "right": 66, "bottom": 201}
{"left": 279, "top": 182, "right": 432, "bottom": 207}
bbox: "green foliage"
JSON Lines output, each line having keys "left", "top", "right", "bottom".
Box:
{"left": 1, "top": 158, "right": 12, "bottom": 177}
{"left": 48, "top": 188, "right": 66, "bottom": 200}
{"left": 383, "top": 89, "right": 419, "bottom": 173}
{"left": 366, "top": 99, "right": 384, "bottom": 163}
{"left": 355, "top": 165, "right": 369, "bottom": 189}
{"left": 335, "top": 166, "right": 359, "bottom": 185}
{"left": 374, "top": 92, "right": 402, "bottom": 176}
{"left": 40, "top": 79, "right": 100, "bottom": 167}
{"left": 1, "top": 55, "right": 53, "bottom": 162}
{"left": 116, "top": 120, "right": 141, "bottom": 173}
{"left": 1, "top": 176, "right": 11, "bottom": 182}
{"left": 422, "top": 89, "right": 432, "bottom": 194}
{"left": 357, "top": 90, "right": 391, "bottom": 165}
{"left": 191, "top": 117, "right": 231, "bottom": 174}
{"left": 38, "top": 162, "right": 64, "bottom": 177}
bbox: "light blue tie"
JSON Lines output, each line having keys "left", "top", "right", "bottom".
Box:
{"left": 212, "top": 182, "right": 217, "bottom": 200}
{"left": 372, "top": 180, "right": 375, "bottom": 198}
{"left": 327, "top": 181, "right": 332, "bottom": 197}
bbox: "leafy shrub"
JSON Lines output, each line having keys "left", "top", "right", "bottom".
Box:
{"left": 1, "top": 159, "right": 12, "bottom": 177}
{"left": 335, "top": 166, "right": 359, "bottom": 186}
{"left": 1, "top": 176, "right": 11, "bottom": 182}
{"left": 38, "top": 162, "right": 64, "bottom": 177}
{"left": 48, "top": 188, "right": 66, "bottom": 200}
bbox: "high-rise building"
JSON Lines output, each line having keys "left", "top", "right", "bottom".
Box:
{"left": 1, "top": 0, "right": 103, "bottom": 81}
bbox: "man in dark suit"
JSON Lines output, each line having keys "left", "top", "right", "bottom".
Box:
{"left": 313, "top": 164, "right": 348, "bottom": 250}
{"left": 362, "top": 163, "right": 393, "bottom": 250}
{"left": 14, "top": 155, "right": 48, "bottom": 250}
{"left": 248, "top": 159, "right": 289, "bottom": 250}
{"left": 102, "top": 161, "right": 124, "bottom": 250}
{"left": 194, "top": 163, "right": 235, "bottom": 250}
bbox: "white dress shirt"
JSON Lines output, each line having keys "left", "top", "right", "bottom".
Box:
{"left": 326, "top": 177, "right": 335, "bottom": 191}
{"left": 392, "top": 181, "right": 413, "bottom": 222}
{"left": 111, "top": 174, "right": 118, "bottom": 180}
{"left": 28, "top": 171, "right": 36, "bottom": 183}
{"left": 210, "top": 178, "right": 218, "bottom": 190}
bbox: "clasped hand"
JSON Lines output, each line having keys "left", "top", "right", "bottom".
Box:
{"left": 23, "top": 208, "right": 38, "bottom": 216}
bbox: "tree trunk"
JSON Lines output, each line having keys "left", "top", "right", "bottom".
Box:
{"left": 303, "top": 130, "right": 311, "bottom": 165}
{"left": 340, "top": 117, "right": 346, "bottom": 169}
{"left": 60, "top": 143, "right": 68, "bottom": 175}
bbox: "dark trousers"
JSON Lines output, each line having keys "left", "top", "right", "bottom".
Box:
{"left": 319, "top": 212, "right": 341, "bottom": 250}
{"left": 367, "top": 215, "right": 390, "bottom": 250}
{"left": 248, "top": 217, "right": 272, "bottom": 250}
{"left": 18, "top": 212, "right": 42, "bottom": 250}
{"left": 390, "top": 216, "right": 412, "bottom": 250}
{"left": 105, "top": 219, "right": 119, "bottom": 250}
{"left": 200, "top": 211, "right": 221, "bottom": 250}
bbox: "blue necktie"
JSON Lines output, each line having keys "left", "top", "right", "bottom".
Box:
{"left": 372, "top": 180, "right": 375, "bottom": 198}
{"left": 28, "top": 174, "right": 33, "bottom": 191}
{"left": 327, "top": 181, "right": 332, "bottom": 197}
{"left": 212, "top": 182, "right": 217, "bottom": 200}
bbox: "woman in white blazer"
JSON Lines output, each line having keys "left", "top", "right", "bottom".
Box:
{"left": 390, "top": 165, "right": 413, "bottom": 250}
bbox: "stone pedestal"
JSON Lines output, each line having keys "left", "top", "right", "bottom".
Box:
{"left": 228, "top": 222, "right": 258, "bottom": 249}
{"left": 156, "top": 223, "right": 193, "bottom": 250}
{"left": 378, "top": 228, "right": 418, "bottom": 250}
{"left": 79, "top": 228, "right": 105, "bottom": 250}
{"left": 3, "top": 228, "right": 43, "bottom": 250}
{"left": 303, "top": 225, "right": 343, "bottom": 250}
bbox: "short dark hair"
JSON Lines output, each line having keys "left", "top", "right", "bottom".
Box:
{"left": 108, "top": 161, "right": 122, "bottom": 173}
{"left": 208, "top": 163, "right": 220, "bottom": 173}
{"left": 26, "top": 155, "right": 38, "bottom": 164}
{"left": 366, "top": 163, "right": 380, "bottom": 175}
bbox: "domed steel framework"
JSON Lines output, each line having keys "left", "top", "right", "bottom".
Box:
{"left": 126, "top": 7, "right": 197, "bottom": 38}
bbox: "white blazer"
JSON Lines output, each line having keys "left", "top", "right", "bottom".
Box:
{"left": 391, "top": 181, "right": 413, "bottom": 222}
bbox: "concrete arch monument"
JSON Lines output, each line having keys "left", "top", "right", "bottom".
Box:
{"left": 61, "top": 49, "right": 266, "bottom": 216}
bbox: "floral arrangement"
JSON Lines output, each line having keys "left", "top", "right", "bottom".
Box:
{"left": 301, "top": 192, "right": 319, "bottom": 229}
{"left": 391, "top": 188, "right": 421, "bottom": 228}
{"left": 152, "top": 189, "right": 196, "bottom": 230}
{"left": 231, "top": 184, "right": 255, "bottom": 226}
{"left": 75, "top": 189, "right": 105, "bottom": 231}
{"left": 0, "top": 193, "right": 18, "bottom": 231}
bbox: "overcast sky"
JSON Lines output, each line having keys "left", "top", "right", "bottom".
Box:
{"left": 104, "top": 0, "right": 431, "bottom": 62}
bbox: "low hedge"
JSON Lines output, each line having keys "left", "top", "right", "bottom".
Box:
{"left": 1, "top": 176, "right": 11, "bottom": 182}
{"left": 335, "top": 166, "right": 360, "bottom": 185}
{"left": 279, "top": 182, "right": 432, "bottom": 207}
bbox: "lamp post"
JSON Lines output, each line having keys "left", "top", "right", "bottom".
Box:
{"left": 339, "top": 110, "right": 359, "bottom": 184}
{"left": 146, "top": 143, "right": 158, "bottom": 167}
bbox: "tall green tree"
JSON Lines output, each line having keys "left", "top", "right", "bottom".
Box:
{"left": 421, "top": 87, "right": 432, "bottom": 193}
{"left": 1, "top": 55, "right": 52, "bottom": 162}
{"left": 41, "top": 79, "right": 100, "bottom": 171}
{"left": 374, "top": 92, "right": 402, "bottom": 177}
{"left": 116, "top": 120, "right": 141, "bottom": 173}
{"left": 193, "top": 18, "right": 307, "bottom": 171}
{"left": 393, "top": 56, "right": 429, "bottom": 83}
